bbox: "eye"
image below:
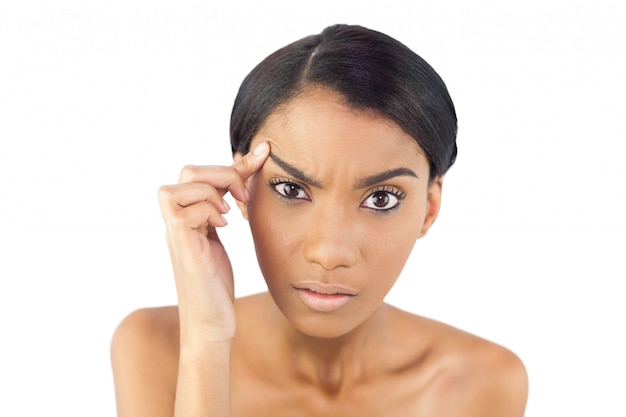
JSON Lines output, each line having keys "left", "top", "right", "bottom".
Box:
{"left": 360, "top": 187, "right": 405, "bottom": 212}
{"left": 269, "top": 178, "right": 310, "bottom": 201}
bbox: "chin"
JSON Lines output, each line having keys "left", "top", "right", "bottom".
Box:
{"left": 270, "top": 294, "right": 378, "bottom": 340}
{"left": 290, "top": 316, "right": 360, "bottom": 340}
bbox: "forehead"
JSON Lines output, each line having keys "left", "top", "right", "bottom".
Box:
{"left": 254, "top": 88, "right": 426, "bottom": 169}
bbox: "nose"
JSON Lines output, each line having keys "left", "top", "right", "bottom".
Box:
{"left": 302, "top": 207, "right": 359, "bottom": 270}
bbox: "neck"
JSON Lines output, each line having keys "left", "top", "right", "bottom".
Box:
{"left": 272, "top": 302, "right": 389, "bottom": 395}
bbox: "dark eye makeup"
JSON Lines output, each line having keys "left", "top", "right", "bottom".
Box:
{"left": 268, "top": 177, "right": 311, "bottom": 202}
{"left": 360, "top": 185, "right": 406, "bottom": 212}
{"left": 267, "top": 177, "right": 406, "bottom": 213}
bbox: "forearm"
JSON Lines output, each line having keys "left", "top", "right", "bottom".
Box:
{"left": 175, "top": 340, "right": 232, "bottom": 417}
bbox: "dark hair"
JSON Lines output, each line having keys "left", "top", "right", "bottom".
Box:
{"left": 230, "top": 24, "right": 457, "bottom": 179}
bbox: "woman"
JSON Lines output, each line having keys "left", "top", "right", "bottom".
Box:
{"left": 111, "top": 24, "right": 528, "bottom": 416}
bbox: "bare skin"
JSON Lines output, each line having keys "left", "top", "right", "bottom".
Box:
{"left": 111, "top": 87, "right": 528, "bottom": 416}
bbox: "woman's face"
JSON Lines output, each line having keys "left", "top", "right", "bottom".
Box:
{"left": 243, "top": 87, "right": 442, "bottom": 338}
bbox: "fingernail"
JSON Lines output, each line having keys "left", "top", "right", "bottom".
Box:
{"left": 253, "top": 141, "right": 269, "bottom": 156}
{"left": 222, "top": 199, "right": 230, "bottom": 212}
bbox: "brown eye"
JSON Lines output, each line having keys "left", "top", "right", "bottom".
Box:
{"left": 360, "top": 188, "right": 404, "bottom": 212}
{"left": 372, "top": 191, "right": 389, "bottom": 207}
{"left": 270, "top": 180, "right": 310, "bottom": 201}
{"left": 282, "top": 183, "right": 302, "bottom": 199}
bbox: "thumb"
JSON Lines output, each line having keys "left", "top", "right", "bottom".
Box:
{"left": 232, "top": 141, "right": 271, "bottom": 181}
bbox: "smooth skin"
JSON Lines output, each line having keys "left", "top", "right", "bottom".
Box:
{"left": 111, "top": 87, "right": 528, "bottom": 416}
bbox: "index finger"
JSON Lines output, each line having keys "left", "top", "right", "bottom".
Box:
{"left": 231, "top": 141, "right": 271, "bottom": 181}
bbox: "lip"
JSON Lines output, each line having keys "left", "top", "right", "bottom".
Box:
{"left": 293, "top": 283, "right": 357, "bottom": 313}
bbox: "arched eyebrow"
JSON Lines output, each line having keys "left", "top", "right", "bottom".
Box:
{"left": 268, "top": 152, "right": 418, "bottom": 189}
{"left": 269, "top": 152, "right": 323, "bottom": 188}
{"left": 355, "top": 167, "right": 418, "bottom": 188}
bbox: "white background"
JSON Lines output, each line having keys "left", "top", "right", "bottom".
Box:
{"left": 1, "top": 1, "right": 625, "bottom": 415}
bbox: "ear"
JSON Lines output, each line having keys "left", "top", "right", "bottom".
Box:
{"left": 418, "top": 176, "right": 443, "bottom": 238}
{"left": 233, "top": 152, "right": 250, "bottom": 220}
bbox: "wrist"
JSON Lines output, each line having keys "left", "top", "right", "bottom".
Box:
{"left": 177, "top": 306, "right": 237, "bottom": 345}
{"left": 179, "top": 337, "right": 232, "bottom": 366}
{"left": 179, "top": 327, "right": 235, "bottom": 351}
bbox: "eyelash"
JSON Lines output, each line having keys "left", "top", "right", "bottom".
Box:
{"left": 267, "top": 178, "right": 406, "bottom": 213}
{"left": 268, "top": 177, "right": 311, "bottom": 202}
{"left": 360, "top": 185, "right": 406, "bottom": 213}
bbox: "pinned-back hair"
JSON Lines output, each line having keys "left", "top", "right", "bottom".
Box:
{"left": 230, "top": 24, "right": 457, "bottom": 179}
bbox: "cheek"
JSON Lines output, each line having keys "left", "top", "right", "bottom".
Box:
{"left": 248, "top": 215, "right": 289, "bottom": 274}
{"left": 246, "top": 180, "right": 299, "bottom": 283}
{"left": 359, "top": 202, "right": 426, "bottom": 288}
{"left": 366, "top": 221, "right": 420, "bottom": 284}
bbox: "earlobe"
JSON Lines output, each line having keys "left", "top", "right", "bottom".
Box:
{"left": 233, "top": 152, "right": 250, "bottom": 220}
{"left": 418, "top": 176, "right": 443, "bottom": 238}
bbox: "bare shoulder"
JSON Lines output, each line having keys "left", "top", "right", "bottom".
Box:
{"left": 433, "top": 332, "right": 528, "bottom": 416}
{"left": 388, "top": 307, "right": 528, "bottom": 416}
{"left": 110, "top": 306, "right": 180, "bottom": 417}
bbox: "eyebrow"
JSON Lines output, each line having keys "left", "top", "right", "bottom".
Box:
{"left": 268, "top": 152, "right": 418, "bottom": 189}
{"left": 355, "top": 167, "right": 418, "bottom": 188}
{"left": 269, "top": 152, "right": 323, "bottom": 188}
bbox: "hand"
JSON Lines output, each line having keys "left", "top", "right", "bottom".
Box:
{"left": 158, "top": 142, "right": 270, "bottom": 343}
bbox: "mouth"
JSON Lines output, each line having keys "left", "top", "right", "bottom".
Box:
{"left": 308, "top": 289, "right": 347, "bottom": 295}
{"left": 292, "top": 283, "right": 357, "bottom": 312}
{"left": 293, "top": 283, "right": 357, "bottom": 296}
